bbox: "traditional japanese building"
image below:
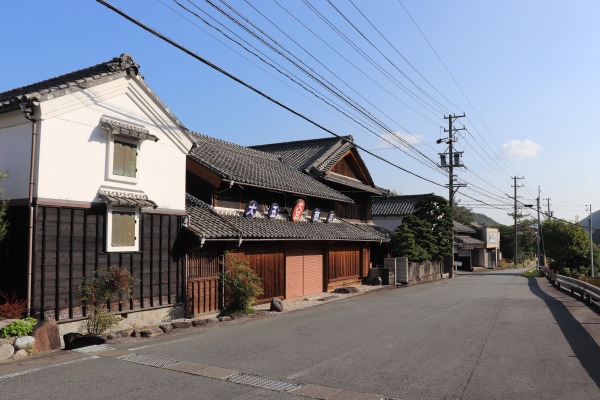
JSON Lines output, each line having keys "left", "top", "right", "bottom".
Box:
{"left": 184, "top": 133, "right": 388, "bottom": 315}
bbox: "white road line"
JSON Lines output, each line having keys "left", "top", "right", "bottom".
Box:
{"left": 0, "top": 356, "right": 99, "bottom": 380}
{"left": 127, "top": 336, "right": 197, "bottom": 351}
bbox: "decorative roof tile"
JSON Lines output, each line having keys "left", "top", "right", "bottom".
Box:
{"left": 187, "top": 132, "right": 353, "bottom": 203}
{"left": 98, "top": 189, "right": 157, "bottom": 209}
{"left": 100, "top": 115, "right": 158, "bottom": 142}
{"left": 372, "top": 194, "right": 434, "bottom": 216}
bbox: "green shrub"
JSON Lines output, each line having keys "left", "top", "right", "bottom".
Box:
{"left": 79, "top": 266, "right": 136, "bottom": 334}
{"left": 523, "top": 269, "right": 542, "bottom": 278}
{"left": 219, "top": 255, "right": 264, "bottom": 314}
{"left": 0, "top": 318, "right": 37, "bottom": 338}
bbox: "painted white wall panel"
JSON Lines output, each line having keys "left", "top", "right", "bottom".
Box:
{"left": 0, "top": 113, "right": 34, "bottom": 200}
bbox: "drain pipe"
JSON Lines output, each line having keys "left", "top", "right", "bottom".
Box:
{"left": 20, "top": 99, "right": 39, "bottom": 318}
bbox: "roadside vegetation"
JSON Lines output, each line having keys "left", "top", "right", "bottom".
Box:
{"left": 219, "top": 254, "right": 264, "bottom": 316}
{"left": 523, "top": 269, "right": 542, "bottom": 278}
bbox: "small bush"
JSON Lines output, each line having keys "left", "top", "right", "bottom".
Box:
{"left": 0, "top": 290, "right": 27, "bottom": 320}
{"left": 0, "top": 318, "right": 37, "bottom": 338}
{"left": 219, "top": 255, "right": 264, "bottom": 313}
{"left": 79, "top": 265, "right": 136, "bottom": 334}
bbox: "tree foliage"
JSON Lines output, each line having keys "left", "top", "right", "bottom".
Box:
{"left": 542, "top": 218, "right": 600, "bottom": 274}
{"left": 0, "top": 172, "right": 8, "bottom": 243}
{"left": 453, "top": 201, "right": 475, "bottom": 226}
{"left": 390, "top": 195, "right": 452, "bottom": 262}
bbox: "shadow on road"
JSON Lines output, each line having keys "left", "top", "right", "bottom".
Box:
{"left": 528, "top": 277, "right": 600, "bottom": 389}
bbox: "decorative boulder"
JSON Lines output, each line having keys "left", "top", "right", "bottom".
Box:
{"left": 334, "top": 286, "right": 360, "bottom": 294}
{"left": 140, "top": 328, "right": 163, "bottom": 338}
{"left": 269, "top": 298, "right": 284, "bottom": 312}
{"left": 159, "top": 324, "right": 173, "bottom": 333}
{"left": 13, "top": 349, "right": 28, "bottom": 359}
{"left": 217, "top": 316, "right": 232, "bottom": 322}
{"left": 63, "top": 333, "right": 83, "bottom": 350}
{"left": 171, "top": 321, "right": 192, "bottom": 329}
{"left": 14, "top": 336, "right": 35, "bottom": 352}
{"left": 205, "top": 318, "right": 220, "bottom": 324}
{"left": 192, "top": 319, "right": 207, "bottom": 327}
{"left": 0, "top": 343, "right": 15, "bottom": 361}
{"left": 32, "top": 319, "right": 61, "bottom": 353}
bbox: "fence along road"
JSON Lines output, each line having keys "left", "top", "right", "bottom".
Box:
{"left": 2, "top": 268, "right": 600, "bottom": 399}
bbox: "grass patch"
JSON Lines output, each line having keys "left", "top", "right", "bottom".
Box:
{"left": 523, "top": 269, "right": 542, "bottom": 277}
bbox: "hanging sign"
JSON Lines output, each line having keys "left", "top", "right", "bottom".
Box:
{"left": 245, "top": 200, "right": 258, "bottom": 218}
{"left": 269, "top": 203, "right": 280, "bottom": 220}
{"left": 311, "top": 208, "right": 321, "bottom": 223}
{"left": 326, "top": 211, "right": 335, "bottom": 224}
{"left": 291, "top": 199, "right": 305, "bottom": 222}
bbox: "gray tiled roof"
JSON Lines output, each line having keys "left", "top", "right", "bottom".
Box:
{"left": 251, "top": 135, "right": 379, "bottom": 194}
{"left": 372, "top": 194, "right": 434, "bottom": 216}
{"left": 188, "top": 132, "right": 353, "bottom": 203}
{"left": 0, "top": 54, "right": 188, "bottom": 133}
{"left": 455, "top": 235, "right": 485, "bottom": 247}
{"left": 454, "top": 220, "right": 476, "bottom": 234}
{"left": 185, "top": 194, "right": 241, "bottom": 239}
{"left": 349, "top": 222, "right": 395, "bottom": 240}
{"left": 185, "top": 195, "right": 387, "bottom": 242}
{"left": 322, "top": 172, "right": 383, "bottom": 195}
{"left": 252, "top": 136, "right": 354, "bottom": 173}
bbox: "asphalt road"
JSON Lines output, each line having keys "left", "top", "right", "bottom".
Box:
{"left": 3, "top": 268, "right": 600, "bottom": 400}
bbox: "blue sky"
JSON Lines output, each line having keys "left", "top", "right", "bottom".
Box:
{"left": 2, "top": 1, "right": 599, "bottom": 225}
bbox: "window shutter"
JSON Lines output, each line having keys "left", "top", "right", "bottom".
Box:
{"left": 113, "top": 140, "right": 137, "bottom": 178}
{"left": 112, "top": 211, "right": 136, "bottom": 247}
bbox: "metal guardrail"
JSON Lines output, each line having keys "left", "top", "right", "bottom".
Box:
{"left": 539, "top": 266, "right": 600, "bottom": 304}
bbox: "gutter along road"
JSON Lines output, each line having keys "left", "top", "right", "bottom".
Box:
{"left": 2, "top": 268, "right": 600, "bottom": 399}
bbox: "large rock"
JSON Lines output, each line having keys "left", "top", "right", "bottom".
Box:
{"left": 334, "top": 286, "right": 360, "bottom": 294}
{"left": 13, "top": 349, "right": 28, "bottom": 359}
{"left": 14, "top": 336, "right": 35, "bottom": 351}
{"left": 217, "top": 316, "right": 232, "bottom": 322}
{"left": 140, "top": 328, "right": 163, "bottom": 338}
{"left": 0, "top": 343, "right": 15, "bottom": 361}
{"left": 63, "top": 333, "right": 106, "bottom": 350}
{"left": 172, "top": 321, "right": 192, "bottom": 329}
{"left": 269, "top": 298, "right": 284, "bottom": 312}
{"left": 32, "top": 319, "right": 61, "bottom": 353}
{"left": 192, "top": 319, "right": 207, "bottom": 327}
{"left": 0, "top": 319, "right": 19, "bottom": 330}
{"left": 159, "top": 324, "right": 173, "bottom": 333}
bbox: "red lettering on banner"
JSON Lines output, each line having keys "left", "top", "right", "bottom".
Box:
{"left": 292, "top": 199, "right": 305, "bottom": 222}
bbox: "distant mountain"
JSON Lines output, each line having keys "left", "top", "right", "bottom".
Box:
{"left": 473, "top": 212, "right": 500, "bottom": 227}
{"left": 579, "top": 210, "right": 600, "bottom": 228}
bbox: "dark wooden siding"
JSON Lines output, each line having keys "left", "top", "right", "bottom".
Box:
{"left": 30, "top": 205, "right": 184, "bottom": 321}
{"left": 0, "top": 205, "right": 29, "bottom": 300}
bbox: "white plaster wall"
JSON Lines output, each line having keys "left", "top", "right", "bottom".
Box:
{"left": 0, "top": 112, "right": 34, "bottom": 200}
{"left": 33, "top": 76, "right": 192, "bottom": 211}
{"left": 372, "top": 216, "right": 403, "bottom": 230}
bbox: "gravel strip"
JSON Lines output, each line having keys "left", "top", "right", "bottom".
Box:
{"left": 254, "top": 285, "right": 388, "bottom": 314}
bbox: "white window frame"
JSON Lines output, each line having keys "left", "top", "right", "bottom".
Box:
{"left": 106, "top": 206, "right": 140, "bottom": 252}
{"left": 107, "top": 133, "right": 140, "bottom": 184}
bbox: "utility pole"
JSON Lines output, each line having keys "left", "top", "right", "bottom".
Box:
{"left": 589, "top": 204, "right": 594, "bottom": 277}
{"left": 536, "top": 187, "right": 542, "bottom": 267}
{"left": 512, "top": 176, "right": 524, "bottom": 267}
{"left": 438, "top": 113, "right": 466, "bottom": 279}
{"left": 544, "top": 198, "right": 552, "bottom": 218}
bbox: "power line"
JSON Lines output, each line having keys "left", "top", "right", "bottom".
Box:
{"left": 95, "top": 0, "right": 448, "bottom": 189}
